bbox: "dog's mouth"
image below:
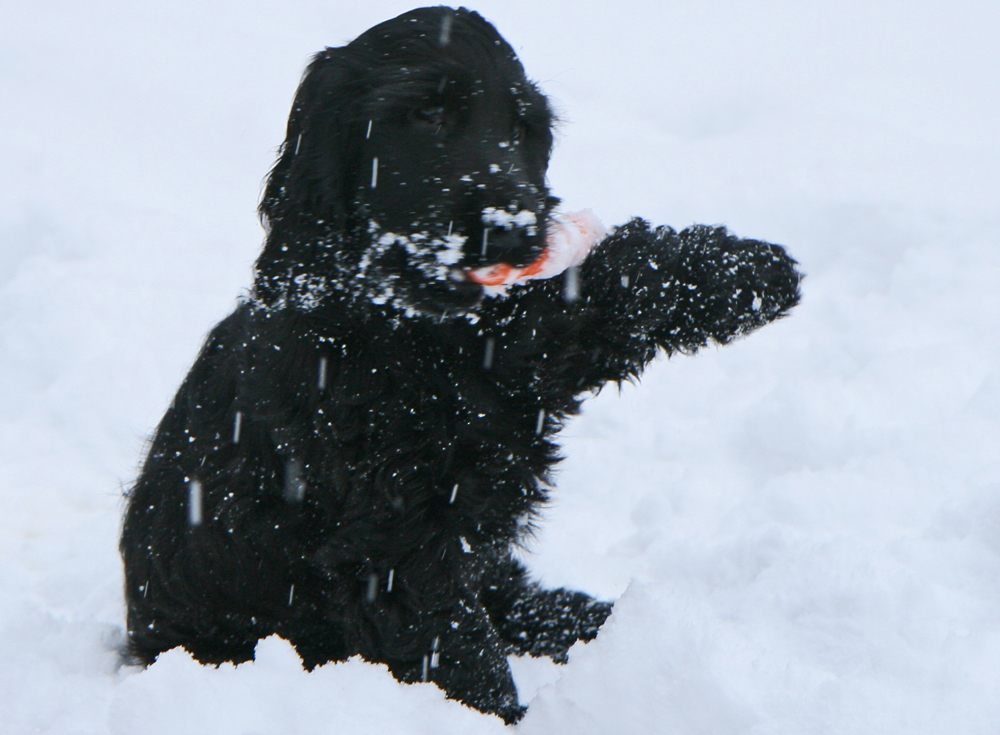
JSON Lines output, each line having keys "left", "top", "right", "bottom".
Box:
{"left": 445, "top": 268, "right": 491, "bottom": 303}
{"left": 470, "top": 207, "right": 542, "bottom": 267}
{"left": 354, "top": 221, "right": 485, "bottom": 316}
{"left": 357, "top": 206, "right": 609, "bottom": 318}
{"left": 465, "top": 210, "right": 606, "bottom": 296}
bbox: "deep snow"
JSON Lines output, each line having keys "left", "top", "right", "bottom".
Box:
{"left": 2, "top": 1, "right": 999, "bottom": 732}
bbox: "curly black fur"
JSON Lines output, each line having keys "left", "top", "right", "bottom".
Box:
{"left": 121, "top": 6, "right": 801, "bottom": 723}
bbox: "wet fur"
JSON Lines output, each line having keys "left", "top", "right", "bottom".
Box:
{"left": 121, "top": 7, "right": 801, "bottom": 723}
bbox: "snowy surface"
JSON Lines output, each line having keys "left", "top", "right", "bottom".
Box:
{"left": 2, "top": 0, "right": 1000, "bottom": 732}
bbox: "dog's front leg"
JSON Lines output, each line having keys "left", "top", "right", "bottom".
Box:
{"left": 365, "top": 583, "right": 525, "bottom": 723}
{"left": 482, "top": 218, "right": 802, "bottom": 398}
{"left": 421, "top": 597, "right": 525, "bottom": 724}
{"left": 307, "top": 540, "right": 525, "bottom": 723}
{"left": 480, "top": 553, "right": 612, "bottom": 662}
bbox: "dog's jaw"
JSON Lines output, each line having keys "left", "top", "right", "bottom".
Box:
{"left": 250, "top": 219, "right": 489, "bottom": 321}
{"left": 353, "top": 218, "right": 487, "bottom": 318}
{"left": 252, "top": 200, "right": 559, "bottom": 321}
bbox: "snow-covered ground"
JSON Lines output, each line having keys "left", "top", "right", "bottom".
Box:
{"left": 2, "top": 1, "right": 999, "bottom": 732}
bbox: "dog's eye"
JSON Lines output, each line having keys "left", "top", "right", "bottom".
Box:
{"left": 410, "top": 106, "right": 446, "bottom": 129}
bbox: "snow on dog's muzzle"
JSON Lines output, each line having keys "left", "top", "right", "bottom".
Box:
{"left": 466, "top": 210, "right": 606, "bottom": 297}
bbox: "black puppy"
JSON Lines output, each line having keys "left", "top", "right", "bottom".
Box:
{"left": 121, "top": 6, "right": 801, "bottom": 723}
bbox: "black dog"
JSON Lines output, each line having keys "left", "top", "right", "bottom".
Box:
{"left": 121, "top": 7, "right": 801, "bottom": 723}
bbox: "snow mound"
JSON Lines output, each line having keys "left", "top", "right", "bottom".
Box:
{"left": 109, "top": 636, "right": 507, "bottom": 735}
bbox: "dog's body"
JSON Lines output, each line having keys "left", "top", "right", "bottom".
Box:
{"left": 121, "top": 7, "right": 800, "bottom": 722}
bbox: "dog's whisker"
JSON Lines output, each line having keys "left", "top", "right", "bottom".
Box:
{"left": 387, "top": 569, "right": 394, "bottom": 592}
{"left": 447, "top": 220, "right": 453, "bottom": 237}
{"left": 449, "top": 483, "right": 459, "bottom": 504}
{"left": 366, "top": 119, "right": 372, "bottom": 139}
{"left": 370, "top": 157, "right": 378, "bottom": 188}
{"left": 481, "top": 228, "right": 490, "bottom": 258}
{"left": 535, "top": 409, "right": 546, "bottom": 435}
{"left": 294, "top": 133, "right": 302, "bottom": 155}
{"left": 232, "top": 410, "right": 242, "bottom": 444}
{"left": 288, "top": 584, "right": 295, "bottom": 606}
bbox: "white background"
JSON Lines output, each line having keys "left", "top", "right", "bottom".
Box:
{"left": 2, "top": 1, "right": 999, "bottom": 732}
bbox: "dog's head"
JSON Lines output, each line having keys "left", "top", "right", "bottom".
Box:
{"left": 256, "top": 7, "right": 556, "bottom": 317}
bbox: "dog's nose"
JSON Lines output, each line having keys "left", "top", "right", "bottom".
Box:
{"left": 482, "top": 225, "right": 537, "bottom": 266}
{"left": 478, "top": 205, "right": 544, "bottom": 266}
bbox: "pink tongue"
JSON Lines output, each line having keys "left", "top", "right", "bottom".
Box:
{"left": 467, "top": 210, "right": 606, "bottom": 295}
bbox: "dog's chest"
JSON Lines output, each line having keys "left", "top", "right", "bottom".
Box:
{"left": 316, "top": 328, "right": 533, "bottom": 439}
{"left": 261, "top": 321, "right": 546, "bottom": 532}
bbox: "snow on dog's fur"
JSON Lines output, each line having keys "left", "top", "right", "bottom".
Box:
{"left": 121, "top": 6, "right": 801, "bottom": 723}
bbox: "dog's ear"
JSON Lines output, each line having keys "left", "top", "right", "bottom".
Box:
{"left": 259, "top": 48, "right": 362, "bottom": 232}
